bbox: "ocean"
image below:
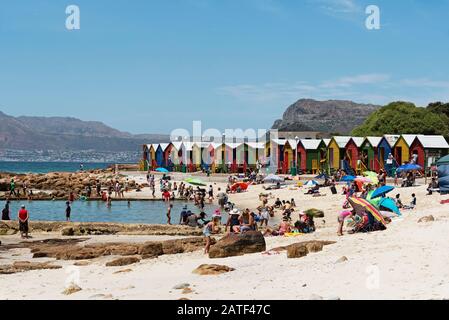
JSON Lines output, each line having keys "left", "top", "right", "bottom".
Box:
{"left": 0, "top": 161, "right": 113, "bottom": 174}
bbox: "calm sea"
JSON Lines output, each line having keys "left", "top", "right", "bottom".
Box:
{"left": 2, "top": 200, "right": 219, "bottom": 225}
{"left": 0, "top": 161, "right": 113, "bottom": 174}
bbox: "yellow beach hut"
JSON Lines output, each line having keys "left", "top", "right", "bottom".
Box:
{"left": 327, "top": 136, "right": 351, "bottom": 170}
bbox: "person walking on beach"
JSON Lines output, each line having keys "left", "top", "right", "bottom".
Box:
{"left": 166, "top": 203, "right": 173, "bottom": 225}
{"left": 18, "top": 205, "right": 29, "bottom": 239}
{"left": 65, "top": 201, "right": 72, "bottom": 222}
{"left": 9, "top": 179, "right": 17, "bottom": 197}
{"left": 203, "top": 216, "right": 220, "bottom": 254}
{"left": 2, "top": 200, "right": 10, "bottom": 220}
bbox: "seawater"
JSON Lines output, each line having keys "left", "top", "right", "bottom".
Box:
{"left": 3, "top": 200, "right": 219, "bottom": 225}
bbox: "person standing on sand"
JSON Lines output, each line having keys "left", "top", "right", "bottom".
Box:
{"left": 203, "top": 216, "right": 220, "bottom": 254}
{"left": 18, "top": 205, "right": 29, "bottom": 239}
{"left": 166, "top": 203, "right": 173, "bottom": 225}
{"left": 65, "top": 201, "right": 72, "bottom": 222}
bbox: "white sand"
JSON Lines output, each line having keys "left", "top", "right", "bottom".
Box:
{"left": 1, "top": 173, "right": 449, "bottom": 300}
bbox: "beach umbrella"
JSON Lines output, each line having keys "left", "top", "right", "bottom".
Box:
{"left": 184, "top": 177, "right": 207, "bottom": 186}
{"left": 155, "top": 167, "right": 169, "bottom": 173}
{"left": 341, "top": 175, "right": 356, "bottom": 182}
{"left": 355, "top": 176, "right": 373, "bottom": 183}
{"left": 363, "top": 171, "right": 378, "bottom": 178}
{"left": 366, "top": 190, "right": 382, "bottom": 207}
{"left": 348, "top": 197, "right": 387, "bottom": 226}
{"left": 378, "top": 197, "right": 401, "bottom": 216}
{"left": 304, "top": 180, "right": 319, "bottom": 187}
{"left": 263, "top": 174, "right": 284, "bottom": 183}
{"left": 230, "top": 182, "right": 250, "bottom": 192}
{"left": 315, "top": 173, "right": 329, "bottom": 180}
{"left": 396, "top": 163, "right": 422, "bottom": 173}
{"left": 371, "top": 185, "right": 395, "bottom": 199}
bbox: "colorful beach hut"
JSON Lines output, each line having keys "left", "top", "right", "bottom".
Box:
{"left": 327, "top": 136, "right": 351, "bottom": 170}
{"left": 360, "top": 137, "right": 382, "bottom": 171}
{"left": 345, "top": 137, "right": 364, "bottom": 172}
{"left": 297, "top": 139, "right": 327, "bottom": 173}
{"left": 246, "top": 142, "right": 265, "bottom": 170}
{"left": 393, "top": 135, "right": 421, "bottom": 165}
{"left": 409, "top": 135, "right": 449, "bottom": 169}
{"left": 377, "top": 135, "right": 399, "bottom": 169}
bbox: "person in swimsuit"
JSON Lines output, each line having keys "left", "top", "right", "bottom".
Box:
{"left": 166, "top": 203, "right": 173, "bottom": 225}
{"left": 263, "top": 216, "right": 291, "bottom": 236}
{"left": 203, "top": 216, "right": 220, "bottom": 254}
{"left": 226, "top": 208, "right": 241, "bottom": 233}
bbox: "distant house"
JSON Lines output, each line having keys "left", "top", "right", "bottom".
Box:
{"left": 409, "top": 135, "right": 449, "bottom": 169}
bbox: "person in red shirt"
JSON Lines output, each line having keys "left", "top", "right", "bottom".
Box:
{"left": 162, "top": 190, "right": 171, "bottom": 202}
{"left": 18, "top": 205, "right": 29, "bottom": 239}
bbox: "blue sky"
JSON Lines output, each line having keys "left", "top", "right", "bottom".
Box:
{"left": 1, "top": 0, "right": 449, "bottom": 134}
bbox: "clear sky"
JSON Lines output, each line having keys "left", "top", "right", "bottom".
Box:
{"left": 1, "top": 0, "right": 449, "bottom": 134}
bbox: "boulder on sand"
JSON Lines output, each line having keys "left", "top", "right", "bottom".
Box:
{"left": 193, "top": 264, "right": 235, "bottom": 275}
{"left": 208, "top": 231, "right": 266, "bottom": 258}
{"left": 106, "top": 256, "right": 141, "bottom": 267}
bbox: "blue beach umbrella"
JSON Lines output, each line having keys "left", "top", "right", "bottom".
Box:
{"left": 304, "top": 180, "right": 319, "bottom": 187}
{"left": 341, "top": 175, "right": 356, "bottom": 182}
{"left": 378, "top": 197, "right": 401, "bottom": 216}
{"left": 396, "top": 164, "right": 422, "bottom": 173}
{"left": 155, "top": 167, "right": 169, "bottom": 173}
{"left": 371, "top": 185, "right": 395, "bottom": 199}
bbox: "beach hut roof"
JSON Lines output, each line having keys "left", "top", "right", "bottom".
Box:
{"left": 365, "top": 137, "right": 382, "bottom": 147}
{"left": 383, "top": 135, "right": 400, "bottom": 147}
{"left": 271, "top": 139, "right": 288, "bottom": 146}
{"left": 246, "top": 142, "right": 265, "bottom": 149}
{"left": 182, "top": 142, "right": 194, "bottom": 151}
{"left": 349, "top": 137, "right": 364, "bottom": 147}
{"left": 171, "top": 141, "right": 183, "bottom": 150}
{"left": 287, "top": 139, "right": 298, "bottom": 150}
{"left": 415, "top": 135, "right": 449, "bottom": 149}
{"left": 323, "top": 139, "right": 331, "bottom": 146}
{"left": 159, "top": 143, "right": 170, "bottom": 151}
{"left": 333, "top": 136, "right": 352, "bottom": 148}
{"left": 151, "top": 143, "right": 160, "bottom": 150}
{"left": 401, "top": 134, "right": 423, "bottom": 146}
{"left": 300, "top": 139, "right": 323, "bottom": 150}
{"left": 225, "top": 142, "right": 243, "bottom": 149}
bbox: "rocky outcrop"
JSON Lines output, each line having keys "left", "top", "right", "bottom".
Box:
{"left": 106, "top": 257, "right": 141, "bottom": 267}
{"left": 0, "top": 261, "right": 62, "bottom": 274}
{"left": 3, "top": 236, "right": 210, "bottom": 262}
{"left": 0, "top": 171, "right": 137, "bottom": 199}
{"left": 0, "top": 221, "right": 204, "bottom": 236}
{"left": 285, "top": 241, "right": 335, "bottom": 259}
{"left": 192, "top": 264, "right": 235, "bottom": 275}
{"left": 209, "top": 231, "right": 266, "bottom": 258}
{"left": 272, "top": 99, "right": 380, "bottom": 134}
{"left": 418, "top": 216, "right": 435, "bottom": 223}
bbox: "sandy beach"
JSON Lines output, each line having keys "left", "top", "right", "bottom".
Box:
{"left": 1, "top": 171, "right": 449, "bottom": 300}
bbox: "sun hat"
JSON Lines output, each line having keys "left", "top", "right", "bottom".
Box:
{"left": 21, "top": 205, "right": 25, "bottom": 208}
{"left": 231, "top": 208, "right": 240, "bottom": 215}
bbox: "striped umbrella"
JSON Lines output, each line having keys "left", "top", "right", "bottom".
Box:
{"left": 348, "top": 197, "right": 387, "bottom": 226}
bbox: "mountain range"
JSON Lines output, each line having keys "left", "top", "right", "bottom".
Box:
{"left": 272, "top": 99, "right": 380, "bottom": 134}
{"left": 0, "top": 111, "right": 168, "bottom": 152}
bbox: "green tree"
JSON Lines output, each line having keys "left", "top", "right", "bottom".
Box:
{"left": 352, "top": 101, "right": 449, "bottom": 137}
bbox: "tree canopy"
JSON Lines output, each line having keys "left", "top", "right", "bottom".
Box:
{"left": 351, "top": 101, "right": 449, "bottom": 137}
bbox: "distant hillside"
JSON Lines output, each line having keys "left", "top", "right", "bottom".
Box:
{"left": 272, "top": 99, "right": 380, "bottom": 134}
{"left": 0, "top": 111, "right": 168, "bottom": 152}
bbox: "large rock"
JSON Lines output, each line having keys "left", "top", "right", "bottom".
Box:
{"left": 418, "top": 216, "right": 435, "bottom": 223}
{"left": 193, "top": 264, "right": 235, "bottom": 275}
{"left": 286, "top": 241, "right": 335, "bottom": 259}
{"left": 209, "top": 231, "right": 266, "bottom": 258}
{"left": 106, "top": 256, "right": 140, "bottom": 267}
